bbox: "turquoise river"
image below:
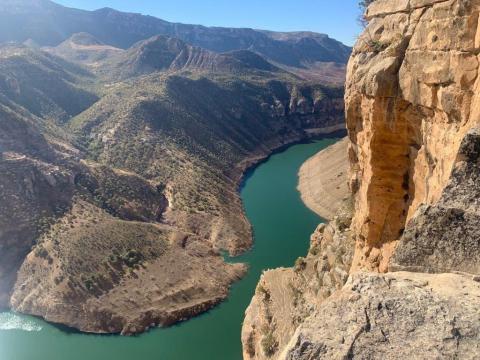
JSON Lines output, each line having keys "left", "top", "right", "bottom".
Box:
{"left": 0, "top": 137, "right": 340, "bottom": 360}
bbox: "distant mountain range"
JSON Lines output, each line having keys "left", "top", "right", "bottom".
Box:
{"left": 0, "top": 0, "right": 351, "bottom": 81}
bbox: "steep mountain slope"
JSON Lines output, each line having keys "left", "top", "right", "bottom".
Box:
{"left": 1, "top": 100, "right": 245, "bottom": 333}
{"left": 243, "top": 0, "right": 480, "bottom": 358}
{"left": 97, "top": 35, "right": 281, "bottom": 80}
{"left": 257, "top": 30, "right": 351, "bottom": 66}
{"left": 0, "top": 39, "right": 345, "bottom": 334}
{"left": 0, "top": 103, "right": 64, "bottom": 307}
{"left": 68, "top": 71, "right": 344, "bottom": 255}
{"left": 0, "top": 44, "right": 98, "bottom": 122}
{"left": 0, "top": 0, "right": 350, "bottom": 83}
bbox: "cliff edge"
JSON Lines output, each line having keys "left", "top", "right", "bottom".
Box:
{"left": 243, "top": 1, "right": 480, "bottom": 358}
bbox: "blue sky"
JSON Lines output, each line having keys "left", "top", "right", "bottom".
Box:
{"left": 54, "top": 0, "right": 362, "bottom": 46}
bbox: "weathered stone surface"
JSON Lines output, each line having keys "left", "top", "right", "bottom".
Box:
{"left": 282, "top": 272, "right": 480, "bottom": 360}
{"left": 366, "top": 0, "right": 410, "bottom": 18}
{"left": 391, "top": 127, "right": 480, "bottom": 274}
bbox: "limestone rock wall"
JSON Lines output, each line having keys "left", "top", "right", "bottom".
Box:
{"left": 346, "top": 0, "right": 480, "bottom": 272}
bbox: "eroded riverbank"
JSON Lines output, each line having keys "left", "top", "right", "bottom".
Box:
{"left": 298, "top": 137, "right": 349, "bottom": 220}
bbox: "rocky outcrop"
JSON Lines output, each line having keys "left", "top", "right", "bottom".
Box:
{"left": 242, "top": 200, "right": 354, "bottom": 360}
{"left": 244, "top": 0, "right": 480, "bottom": 358}
{"left": 283, "top": 271, "right": 480, "bottom": 360}
{"left": 391, "top": 126, "right": 480, "bottom": 274}
{"left": 47, "top": 33, "right": 123, "bottom": 65}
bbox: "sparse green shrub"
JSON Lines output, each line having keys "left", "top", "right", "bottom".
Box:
{"left": 34, "top": 246, "right": 49, "bottom": 259}
{"left": 246, "top": 332, "right": 256, "bottom": 357}
{"left": 366, "top": 39, "right": 389, "bottom": 53}
{"left": 359, "top": 0, "right": 375, "bottom": 11}
{"left": 309, "top": 245, "right": 320, "bottom": 256}
{"left": 358, "top": 0, "right": 376, "bottom": 28}
{"left": 288, "top": 283, "right": 304, "bottom": 307}
{"left": 294, "top": 257, "right": 307, "bottom": 272}
{"left": 257, "top": 284, "right": 271, "bottom": 302}
{"left": 261, "top": 330, "right": 278, "bottom": 357}
{"left": 84, "top": 278, "right": 94, "bottom": 291}
{"left": 121, "top": 249, "right": 143, "bottom": 267}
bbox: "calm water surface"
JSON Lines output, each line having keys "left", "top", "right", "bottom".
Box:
{"left": 0, "top": 138, "right": 339, "bottom": 360}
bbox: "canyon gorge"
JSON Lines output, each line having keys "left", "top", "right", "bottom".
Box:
{"left": 1, "top": 0, "right": 480, "bottom": 359}
{"left": 0, "top": 0, "right": 348, "bottom": 336}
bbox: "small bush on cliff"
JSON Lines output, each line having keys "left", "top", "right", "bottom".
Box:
{"left": 357, "top": 0, "right": 389, "bottom": 55}
{"left": 261, "top": 329, "right": 278, "bottom": 357}
{"left": 309, "top": 244, "right": 320, "bottom": 256}
{"left": 288, "top": 283, "right": 304, "bottom": 307}
{"left": 121, "top": 249, "right": 143, "bottom": 268}
{"left": 84, "top": 278, "right": 95, "bottom": 291}
{"left": 359, "top": 0, "right": 375, "bottom": 10}
{"left": 366, "top": 39, "right": 389, "bottom": 53}
{"left": 34, "top": 246, "right": 49, "bottom": 259}
{"left": 294, "top": 257, "right": 307, "bottom": 272}
{"left": 257, "top": 284, "right": 271, "bottom": 302}
{"left": 246, "top": 332, "right": 256, "bottom": 357}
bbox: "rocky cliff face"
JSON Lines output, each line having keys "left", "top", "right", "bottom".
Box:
{"left": 243, "top": 1, "right": 480, "bottom": 358}
{"left": 282, "top": 271, "right": 480, "bottom": 359}
{"left": 346, "top": 0, "right": 480, "bottom": 273}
